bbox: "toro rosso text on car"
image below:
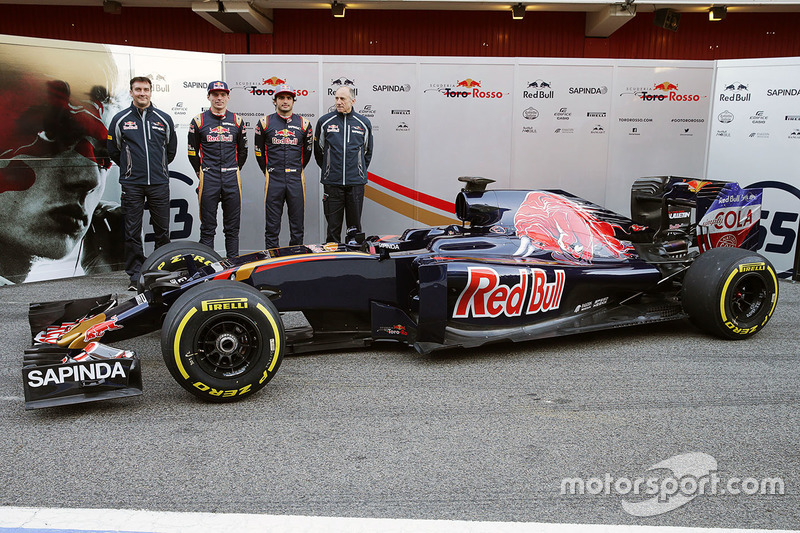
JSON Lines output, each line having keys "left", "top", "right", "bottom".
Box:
{"left": 22, "top": 176, "right": 779, "bottom": 409}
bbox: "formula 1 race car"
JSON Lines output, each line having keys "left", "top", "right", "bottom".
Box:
{"left": 22, "top": 176, "right": 779, "bottom": 409}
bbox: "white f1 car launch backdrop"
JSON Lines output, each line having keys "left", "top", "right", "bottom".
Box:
{"left": 1, "top": 34, "right": 797, "bottom": 283}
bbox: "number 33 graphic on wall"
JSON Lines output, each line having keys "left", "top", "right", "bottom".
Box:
{"left": 144, "top": 171, "right": 195, "bottom": 243}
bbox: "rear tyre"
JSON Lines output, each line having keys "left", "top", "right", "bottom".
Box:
{"left": 137, "top": 241, "right": 222, "bottom": 292}
{"left": 681, "top": 247, "right": 778, "bottom": 339}
{"left": 161, "top": 280, "right": 284, "bottom": 402}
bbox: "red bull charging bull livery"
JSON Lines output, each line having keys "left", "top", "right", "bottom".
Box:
{"left": 22, "top": 176, "right": 779, "bottom": 409}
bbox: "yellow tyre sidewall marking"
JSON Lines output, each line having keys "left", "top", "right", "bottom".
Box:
{"left": 719, "top": 269, "right": 738, "bottom": 324}
{"left": 257, "top": 303, "right": 282, "bottom": 372}
{"left": 173, "top": 302, "right": 280, "bottom": 384}
{"left": 719, "top": 264, "right": 779, "bottom": 330}
{"left": 765, "top": 265, "right": 779, "bottom": 322}
{"left": 173, "top": 307, "right": 198, "bottom": 379}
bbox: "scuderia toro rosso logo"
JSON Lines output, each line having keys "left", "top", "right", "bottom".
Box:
{"left": 425, "top": 78, "right": 506, "bottom": 99}
{"left": 620, "top": 82, "right": 706, "bottom": 102}
{"left": 453, "top": 267, "right": 565, "bottom": 318}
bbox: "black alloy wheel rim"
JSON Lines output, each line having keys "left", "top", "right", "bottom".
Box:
{"left": 195, "top": 314, "right": 262, "bottom": 378}
{"left": 729, "top": 274, "right": 768, "bottom": 322}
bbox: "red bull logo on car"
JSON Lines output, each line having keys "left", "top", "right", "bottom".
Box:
{"left": 513, "top": 191, "right": 633, "bottom": 264}
{"left": 685, "top": 179, "right": 711, "bottom": 193}
{"left": 454, "top": 267, "right": 565, "bottom": 318}
{"left": 83, "top": 316, "right": 123, "bottom": 342}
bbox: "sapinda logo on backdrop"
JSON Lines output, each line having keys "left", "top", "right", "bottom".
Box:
{"left": 620, "top": 82, "right": 706, "bottom": 102}
{"left": 425, "top": 78, "right": 505, "bottom": 99}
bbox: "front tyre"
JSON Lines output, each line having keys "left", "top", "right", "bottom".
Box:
{"left": 681, "top": 247, "right": 779, "bottom": 339}
{"left": 138, "top": 241, "right": 222, "bottom": 293}
{"left": 161, "top": 280, "right": 284, "bottom": 402}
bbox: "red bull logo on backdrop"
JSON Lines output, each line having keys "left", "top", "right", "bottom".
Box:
{"left": 654, "top": 82, "right": 679, "bottom": 91}
{"left": 453, "top": 267, "right": 565, "bottom": 319}
{"left": 262, "top": 76, "right": 286, "bottom": 86}
{"left": 513, "top": 191, "right": 634, "bottom": 263}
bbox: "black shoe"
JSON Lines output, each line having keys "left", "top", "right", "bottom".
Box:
{"left": 127, "top": 284, "right": 137, "bottom": 292}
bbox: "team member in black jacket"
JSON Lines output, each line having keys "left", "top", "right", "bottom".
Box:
{"left": 188, "top": 81, "right": 248, "bottom": 259}
{"left": 107, "top": 76, "right": 177, "bottom": 290}
{"left": 314, "top": 86, "right": 374, "bottom": 243}
{"left": 254, "top": 84, "right": 313, "bottom": 249}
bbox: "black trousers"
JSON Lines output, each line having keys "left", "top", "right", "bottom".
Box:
{"left": 322, "top": 184, "right": 364, "bottom": 243}
{"left": 265, "top": 171, "right": 305, "bottom": 249}
{"left": 121, "top": 183, "right": 170, "bottom": 283}
{"left": 198, "top": 170, "right": 241, "bottom": 259}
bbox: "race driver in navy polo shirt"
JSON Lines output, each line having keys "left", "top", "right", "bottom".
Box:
{"left": 188, "top": 80, "right": 247, "bottom": 259}
{"left": 253, "top": 84, "right": 313, "bottom": 249}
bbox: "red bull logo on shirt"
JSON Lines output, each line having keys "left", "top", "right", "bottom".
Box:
{"left": 207, "top": 126, "right": 233, "bottom": 142}
{"left": 453, "top": 267, "right": 565, "bottom": 318}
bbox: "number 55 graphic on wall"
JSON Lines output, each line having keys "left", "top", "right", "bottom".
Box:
{"left": 748, "top": 180, "right": 800, "bottom": 280}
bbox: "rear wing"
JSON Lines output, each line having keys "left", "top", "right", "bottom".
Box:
{"left": 631, "top": 176, "right": 761, "bottom": 251}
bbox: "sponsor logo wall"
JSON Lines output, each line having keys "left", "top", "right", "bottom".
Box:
{"left": 1, "top": 33, "right": 798, "bottom": 283}
{"left": 605, "top": 63, "right": 714, "bottom": 216}
{"left": 512, "top": 61, "right": 614, "bottom": 204}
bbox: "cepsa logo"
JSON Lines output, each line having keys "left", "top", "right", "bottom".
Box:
{"left": 246, "top": 76, "right": 312, "bottom": 97}
{"left": 621, "top": 82, "right": 706, "bottom": 102}
{"left": 425, "top": 78, "right": 505, "bottom": 99}
{"left": 453, "top": 267, "right": 565, "bottom": 319}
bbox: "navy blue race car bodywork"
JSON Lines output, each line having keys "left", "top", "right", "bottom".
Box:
{"left": 22, "top": 176, "right": 778, "bottom": 409}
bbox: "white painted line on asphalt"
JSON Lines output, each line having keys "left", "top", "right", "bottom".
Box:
{"left": 1, "top": 507, "right": 798, "bottom": 533}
